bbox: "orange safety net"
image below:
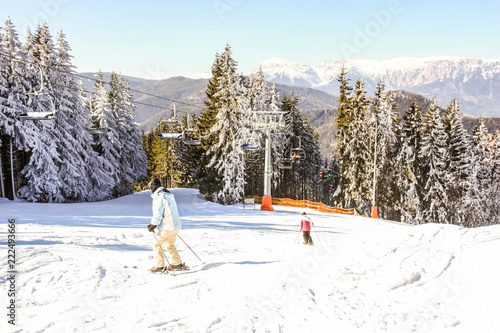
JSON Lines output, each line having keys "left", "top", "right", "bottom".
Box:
{"left": 251, "top": 197, "right": 355, "bottom": 215}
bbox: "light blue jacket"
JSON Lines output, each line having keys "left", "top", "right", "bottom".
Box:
{"left": 150, "top": 187, "right": 181, "bottom": 230}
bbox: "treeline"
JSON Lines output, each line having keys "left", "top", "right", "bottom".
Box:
{"left": 0, "top": 20, "right": 147, "bottom": 202}
{"left": 335, "top": 68, "right": 500, "bottom": 227}
{"left": 141, "top": 44, "right": 338, "bottom": 205}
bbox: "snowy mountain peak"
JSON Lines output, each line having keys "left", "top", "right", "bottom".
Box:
{"left": 251, "top": 56, "right": 500, "bottom": 117}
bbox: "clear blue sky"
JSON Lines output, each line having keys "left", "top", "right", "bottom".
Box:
{"left": 1, "top": 0, "right": 499, "bottom": 78}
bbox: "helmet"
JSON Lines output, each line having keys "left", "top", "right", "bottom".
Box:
{"left": 148, "top": 178, "right": 162, "bottom": 193}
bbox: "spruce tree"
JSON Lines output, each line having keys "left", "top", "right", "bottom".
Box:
{"left": 207, "top": 44, "right": 246, "bottom": 204}
{"left": 397, "top": 99, "right": 424, "bottom": 224}
{"left": 194, "top": 51, "right": 223, "bottom": 196}
{"left": 108, "top": 73, "right": 147, "bottom": 195}
{"left": 371, "top": 83, "right": 398, "bottom": 219}
{"left": 90, "top": 71, "right": 119, "bottom": 197}
{"left": 18, "top": 24, "right": 64, "bottom": 202}
{"left": 349, "top": 78, "right": 372, "bottom": 214}
{"left": 418, "top": 98, "right": 450, "bottom": 224}
{"left": 333, "top": 66, "right": 354, "bottom": 208}
{"left": 443, "top": 99, "right": 470, "bottom": 225}
{"left": 0, "top": 19, "right": 36, "bottom": 199}
{"left": 465, "top": 118, "right": 493, "bottom": 226}
{"left": 78, "top": 84, "right": 113, "bottom": 201}
{"left": 489, "top": 131, "right": 500, "bottom": 224}
{"left": 52, "top": 29, "right": 100, "bottom": 201}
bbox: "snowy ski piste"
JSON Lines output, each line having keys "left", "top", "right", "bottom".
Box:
{"left": 2, "top": 188, "right": 499, "bottom": 332}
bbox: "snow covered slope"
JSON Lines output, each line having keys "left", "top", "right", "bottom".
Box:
{"left": 2, "top": 189, "right": 500, "bottom": 332}
{"left": 255, "top": 57, "right": 500, "bottom": 117}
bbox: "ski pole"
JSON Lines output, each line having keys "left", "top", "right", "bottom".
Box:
{"left": 178, "top": 235, "right": 204, "bottom": 263}
{"left": 152, "top": 232, "right": 173, "bottom": 275}
{"left": 293, "top": 229, "right": 301, "bottom": 245}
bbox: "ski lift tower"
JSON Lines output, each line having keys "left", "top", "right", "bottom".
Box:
{"left": 249, "top": 110, "right": 288, "bottom": 211}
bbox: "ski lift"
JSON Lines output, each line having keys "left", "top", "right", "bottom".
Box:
{"left": 159, "top": 132, "right": 182, "bottom": 139}
{"left": 319, "top": 169, "right": 333, "bottom": 180}
{"left": 278, "top": 157, "right": 292, "bottom": 170}
{"left": 86, "top": 98, "right": 107, "bottom": 134}
{"left": 241, "top": 131, "right": 260, "bottom": 150}
{"left": 158, "top": 102, "right": 183, "bottom": 140}
{"left": 241, "top": 143, "right": 260, "bottom": 150}
{"left": 290, "top": 137, "right": 306, "bottom": 162}
{"left": 20, "top": 66, "right": 57, "bottom": 121}
{"left": 19, "top": 110, "right": 55, "bottom": 121}
{"left": 181, "top": 114, "right": 201, "bottom": 145}
{"left": 87, "top": 128, "right": 107, "bottom": 135}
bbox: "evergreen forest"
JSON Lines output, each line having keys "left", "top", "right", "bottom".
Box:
{"left": 1, "top": 20, "right": 499, "bottom": 227}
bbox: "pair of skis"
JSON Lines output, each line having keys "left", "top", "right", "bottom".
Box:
{"left": 152, "top": 232, "right": 203, "bottom": 276}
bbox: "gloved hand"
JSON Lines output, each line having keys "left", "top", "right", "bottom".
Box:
{"left": 147, "top": 224, "right": 157, "bottom": 232}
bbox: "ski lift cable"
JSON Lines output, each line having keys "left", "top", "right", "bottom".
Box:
{"left": 0, "top": 51, "right": 204, "bottom": 110}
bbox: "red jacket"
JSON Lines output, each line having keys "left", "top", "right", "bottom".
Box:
{"left": 301, "top": 219, "right": 311, "bottom": 231}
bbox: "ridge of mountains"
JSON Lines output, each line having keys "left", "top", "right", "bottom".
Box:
{"left": 253, "top": 56, "right": 500, "bottom": 118}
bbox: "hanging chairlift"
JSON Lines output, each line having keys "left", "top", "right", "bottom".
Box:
{"left": 158, "top": 102, "right": 183, "bottom": 140}
{"left": 159, "top": 132, "right": 182, "bottom": 139}
{"left": 241, "top": 143, "right": 260, "bottom": 150}
{"left": 278, "top": 156, "right": 293, "bottom": 170}
{"left": 86, "top": 98, "right": 107, "bottom": 134}
{"left": 181, "top": 128, "right": 201, "bottom": 145}
{"left": 241, "top": 130, "right": 260, "bottom": 150}
{"left": 319, "top": 169, "right": 333, "bottom": 180}
{"left": 20, "top": 67, "right": 57, "bottom": 121}
{"left": 290, "top": 137, "right": 306, "bottom": 162}
{"left": 181, "top": 113, "right": 201, "bottom": 145}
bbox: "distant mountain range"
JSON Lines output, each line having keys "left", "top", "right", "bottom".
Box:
{"left": 79, "top": 56, "right": 500, "bottom": 158}
{"left": 253, "top": 56, "right": 500, "bottom": 118}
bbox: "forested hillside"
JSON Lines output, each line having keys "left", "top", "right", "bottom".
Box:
{"left": 0, "top": 20, "right": 146, "bottom": 202}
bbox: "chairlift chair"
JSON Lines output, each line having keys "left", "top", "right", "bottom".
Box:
{"left": 241, "top": 131, "right": 260, "bottom": 150}
{"left": 21, "top": 94, "right": 56, "bottom": 121}
{"left": 181, "top": 113, "right": 201, "bottom": 145}
{"left": 158, "top": 103, "right": 183, "bottom": 140}
{"left": 278, "top": 157, "right": 292, "bottom": 170}
{"left": 21, "top": 66, "right": 57, "bottom": 121}
{"left": 290, "top": 136, "right": 306, "bottom": 162}
{"left": 86, "top": 128, "right": 107, "bottom": 135}
{"left": 241, "top": 143, "right": 260, "bottom": 150}
{"left": 159, "top": 132, "right": 182, "bottom": 139}
{"left": 182, "top": 128, "right": 201, "bottom": 145}
{"left": 319, "top": 169, "right": 333, "bottom": 180}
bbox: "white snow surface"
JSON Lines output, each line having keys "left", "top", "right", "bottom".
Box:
{"left": 2, "top": 188, "right": 500, "bottom": 332}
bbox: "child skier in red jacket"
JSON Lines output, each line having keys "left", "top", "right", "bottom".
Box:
{"left": 300, "top": 212, "right": 314, "bottom": 245}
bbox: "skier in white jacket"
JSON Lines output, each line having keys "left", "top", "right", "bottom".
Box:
{"left": 147, "top": 178, "right": 184, "bottom": 272}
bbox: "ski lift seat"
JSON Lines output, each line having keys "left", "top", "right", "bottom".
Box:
{"left": 291, "top": 148, "right": 306, "bottom": 161}
{"left": 241, "top": 143, "right": 260, "bottom": 150}
{"left": 182, "top": 129, "right": 201, "bottom": 145}
{"left": 159, "top": 132, "right": 182, "bottom": 139}
{"left": 20, "top": 111, "right": 55, "bottom": 121}
{"left": 278, "top": 158, "right": 292, "bottom": 170}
